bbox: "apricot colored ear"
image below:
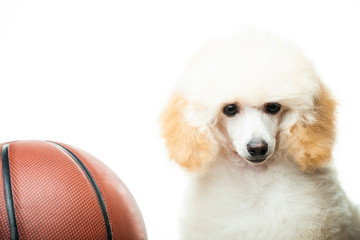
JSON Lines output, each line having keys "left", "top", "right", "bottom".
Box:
{"left": 160, "top": 94, "right": 218, "bottom": 173}
{"left": 288, "top": 83, "right": 337, "bottom": 170}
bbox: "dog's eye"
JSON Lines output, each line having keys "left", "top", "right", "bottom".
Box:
{"left": 265, "top": 103, "right": 281, "bottom": 114}
{"left": 223, "top": 104, "right": 238, "bottom": 117}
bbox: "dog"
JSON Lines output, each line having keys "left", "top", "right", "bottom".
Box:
{"left": 160, "top": 30, "right": 360, "bottom": 240}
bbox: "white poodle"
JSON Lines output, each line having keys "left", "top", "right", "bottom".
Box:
{"left": 160, "top": 30, "right": 360, "bottom": 240}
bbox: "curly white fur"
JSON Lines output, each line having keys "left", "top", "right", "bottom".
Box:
{"left": 160, "top": 30, "right": 360, "bottom": 240}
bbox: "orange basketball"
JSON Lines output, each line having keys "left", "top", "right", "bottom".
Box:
{"left": 0, "top": 140, "right": 147, "bottom": 240}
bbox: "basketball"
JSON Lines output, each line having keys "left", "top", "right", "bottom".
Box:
{"left": 0, "top": 140, "right": 147, "bottom": 240}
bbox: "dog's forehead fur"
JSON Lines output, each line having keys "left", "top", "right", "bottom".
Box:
{"left": 176, "top": 31, "right": 321, "bottom": 114}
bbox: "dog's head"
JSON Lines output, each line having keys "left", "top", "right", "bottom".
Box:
{"left": 161, "top": 31, "right": 336, "bottom": 174}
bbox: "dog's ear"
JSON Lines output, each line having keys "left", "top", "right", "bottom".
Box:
{"left": 287, "top": 83, "right": 337, "bottom": 170}
{"left": 160, "top": 94, "right": 219, "bottom": 173}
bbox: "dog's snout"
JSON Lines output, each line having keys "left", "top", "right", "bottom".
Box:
{"left": 247, "top": 140, "right": 268, "bottom": 159}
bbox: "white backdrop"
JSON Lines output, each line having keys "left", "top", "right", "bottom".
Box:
{"left": 1, "top": 0, "right": 359, "bottom": 239}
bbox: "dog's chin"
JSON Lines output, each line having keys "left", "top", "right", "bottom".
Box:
{"left": 234, "top": 151, "right": 274, "bottom": 166}
{"left": 245, "top": 157, "right": 268, "bottom": 165}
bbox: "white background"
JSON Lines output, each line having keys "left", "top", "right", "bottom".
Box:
{"left": 1, "top": 0, "right": 359, "bottom": 239}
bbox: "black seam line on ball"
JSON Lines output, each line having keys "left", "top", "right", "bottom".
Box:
{"left": 51, "top": 142, "right": 112, "bottom": 240}
{"left": 1, "top": 144, "right": 19, "bottom": 240}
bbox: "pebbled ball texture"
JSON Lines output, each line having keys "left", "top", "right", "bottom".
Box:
{"left": 0, "top": 140, "right": 147, "bottom": 240}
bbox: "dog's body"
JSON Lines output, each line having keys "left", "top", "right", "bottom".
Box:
{"left": 161, "top": 30, "right": 360, "bottom": 239}
{"left": 182, "top": 155, "right": 360, "bottom": 239}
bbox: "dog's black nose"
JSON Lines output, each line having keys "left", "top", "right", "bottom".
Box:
{"left": 247, "top": 140, "right": 268, "bottom": 159}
